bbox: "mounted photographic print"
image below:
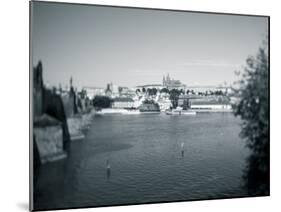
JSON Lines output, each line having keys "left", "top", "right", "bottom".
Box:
{"left": 30, "top": 1, "right": 270, "bottom": 211}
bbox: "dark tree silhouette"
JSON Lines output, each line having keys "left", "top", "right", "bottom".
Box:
{"left": 78, "top": 89, "right": 87, "bottom": 99}
{"left": 143, "top": 99, "right": 156, "bottom": 104}
{"left": 92, "top": 96, "right": 112, "bottom": 109}
{"left": 152, "top": 88, "right": 158, "bottom": 95}
{"left": 148, "top": 88, "right": 157, "bottom": 96}
{"left": 118, "top": 87, "right": 123, "bottom": 94}
{"left": 180, "top": 89, "right": 184, "bottom": 95}
{"left": 169, "top": 89, "right": 181, "bottom": 108}
{"left": 160, "top": 87, "right": 169, "bottom": 94}
{"left": 232, "top": 40, "right": 269, "bottom": 196}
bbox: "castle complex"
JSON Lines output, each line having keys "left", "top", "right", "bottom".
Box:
{"left": 162, "top": 74, "right": 185, "bottom": 89}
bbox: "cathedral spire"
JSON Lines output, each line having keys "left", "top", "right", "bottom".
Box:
{"left": 167, "top": 73, "right": 170, "bottom": 82}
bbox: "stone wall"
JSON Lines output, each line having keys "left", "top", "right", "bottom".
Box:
{"left": 33, "top": 61, "right": 70, "bottom": 150}
{"left": 43, "top": 90, "right": 71, "bottom": 149}
{"left": 34, "top": 125, "right": 66, "bottom": 164}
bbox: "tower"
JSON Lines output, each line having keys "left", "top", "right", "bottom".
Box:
{"left": 163, "top": 75, "right": 166, "bottom": 86}
{"left": 167, "top": 73, "right": 170, "bottom": 82}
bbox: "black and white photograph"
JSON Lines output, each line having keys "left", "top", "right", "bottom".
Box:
{"left": 30, "top": 1, "right": 269, "bottom": 211}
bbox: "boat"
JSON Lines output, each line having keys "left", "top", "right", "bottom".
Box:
{"left": 165, "top": 110, "right": 196, "bottom": 115}
{"left": 95, "top": 108, "right": 142, "bottom": 115}
{"left": 182, "top": 111, "right": 197, "bottom": 115}
{"left": 165, "top": 107, "right": 196, "bottom": 115}
{"left": 95, "top": 108, "right": 125, "bottom": 115}
{"left": 122, "top": 109, "right": 141, "bottom": 115}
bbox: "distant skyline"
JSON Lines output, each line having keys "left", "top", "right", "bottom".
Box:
{"left": 32, "top": 2, "right": 268, "bottom": 89}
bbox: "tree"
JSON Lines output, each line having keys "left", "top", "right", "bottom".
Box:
{"left": 232, "top": 40, "right": 269, "bottom": 196}
{"left": 151, "top": 88, "right": 158, "bottom": 96}
{"left": 160, "top": 87, "right": 169, "bottom": 94}
{"left": 78, "top": 89, "right": 87, "bottom": 99}
{"left": 169, "top": 89, "right": 181, "bottom": 108}
{"left": 143, "top": 99, "right": 155, "bottom": 104}
{"left": 118, "top": 87, "right": 123, "bottom": 94}
{"left": 191, "top": 89, "right": 195, "bottom": 95}
{"left": 182, "top": 99, "right": 190, "bottom": 110}
{"left": 142, "top": 87, "right": 146, "bottom": 93}
{"left": 92, "top": 96, "right": 112, "bottom": 109}
{"left": 180, "top": 89, "right": 184, "bottom": 95}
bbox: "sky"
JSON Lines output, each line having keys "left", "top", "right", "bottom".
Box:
{"left": 31, "top": 1, "right": 268, "bottom": 89}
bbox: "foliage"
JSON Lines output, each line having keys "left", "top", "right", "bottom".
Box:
{"left": 160, "top": 88, "right": 170, "bottom": 93}
{"left": 180, "top": 89, "right": 184, "bottom": 95}
{"left": 147, "top": 88, "right": 158, "bottom": 96}
{"left": 141, "top": 99, "right": 160, "bottom": 111}
{"left": 143, "top": 99, "right": 155, "bottom": 104}
{"left": 182, "top": 99, "right": 190, "bottom": 110}
{"left": 232, "top": 41, "right": 269, "bottom": 195}
{"left": 78, "top": 89, "right": 87, "bottom": 99}
{"left": 92, "top": 95, "right": 112, "bottom": 109}
{"left": 169, "top": 89, "right": 181, "bottom": 108}
{"left": 118, "top": 87, "right": 123, "bottom": 94}
{"left": 214, "top": 90, "right": 224, "bottom": 96}
{"left": 186, "top": 89, "right": 195, "bottom": 95}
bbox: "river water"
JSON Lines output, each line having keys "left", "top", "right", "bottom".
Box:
{"left": 34, "top": 113, "right": 249, "bottom": 210}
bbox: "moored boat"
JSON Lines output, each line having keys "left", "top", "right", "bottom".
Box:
{"left": 165, "top": 107, "right": 196, "bottom": 115}
{"left": 95, "top": 108, "right": 125, "bottom": 115}
{"left": 122, "top": 109, "right": 141, "bottom": 115}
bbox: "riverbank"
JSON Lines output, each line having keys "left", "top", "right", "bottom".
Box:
{"left": 189, "top": 108, "right": 233, "bottom": 113}
{"left": 95, "top": 108, "right": 160, "bottom": 115}
{"left": 94, "top": 108, "right": 232, "bottom": 115}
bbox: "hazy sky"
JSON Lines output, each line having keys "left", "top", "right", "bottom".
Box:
{"left": 31, "top": 2, "right": 268, "bottom": 88}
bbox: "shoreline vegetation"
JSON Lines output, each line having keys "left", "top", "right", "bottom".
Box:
{"left": 232, "top": 40, "right": 269, "bottom": 196}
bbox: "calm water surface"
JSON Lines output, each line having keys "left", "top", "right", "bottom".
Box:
{"left": 34, "top": 113, "right": 249, "bottom": 210}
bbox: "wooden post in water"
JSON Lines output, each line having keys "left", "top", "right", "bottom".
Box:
{"left": 181, "top": 142, "right": 185, "bottom": 157}
{"left": 106, "top": 159, "right": 111, "bottom": 179}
